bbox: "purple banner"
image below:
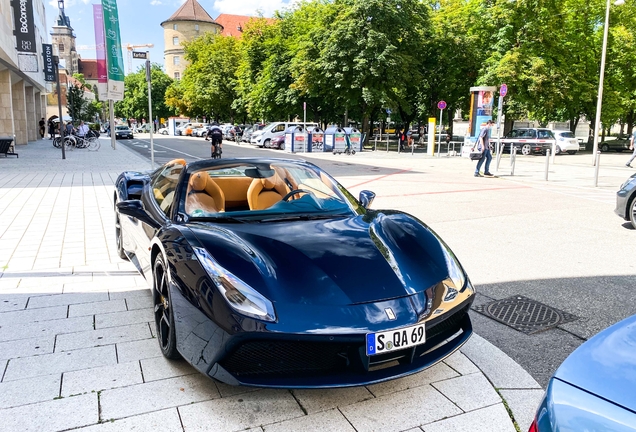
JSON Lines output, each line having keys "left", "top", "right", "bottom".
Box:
{"left": 93, "top": 4, "right": 108, "bottom": 99}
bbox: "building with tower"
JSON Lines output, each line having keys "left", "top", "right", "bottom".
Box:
{"left": 161, "top": 0, "right": 222, "bottom": 81}
{"left": 50, "top": 5, "right": 79, "bottom": 75}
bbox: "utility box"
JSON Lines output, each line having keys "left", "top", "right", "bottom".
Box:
{"left": 344, "top": 127, "right": 362, "bottom": 152}
{"left": 284, "top": 126, "right": 307, "bottom": 153}
{"left": 324, "top": 126, "right": 347, "bottom": 154}
{"left": 307, "top": 127, "right": 324, "bottom": 153}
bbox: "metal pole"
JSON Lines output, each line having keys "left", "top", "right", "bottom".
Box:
{"left": 545, "top": 149, "right": 550, "bottom": 181}
{"left": 511, "top": 147, "right": 517, "bottom": 176}
{"left": 592, "top": 0, "right": 612, "bottom": 164}
{"left": 386, "top": 133, "right": 389, "bottom": 153}
{"left": 54, "top": 56, "right": 65, "bottom": 160}
{"left": 551, "top": 141, "right": 556, "bottom": 165}
{"left": 496, "top": 95, "right": 502, "bottom": 170}
{"left": 374, "top": 134, "right": 377, "bottom": 152}
{"left": 437, "top": 108, "right": 444, "bottom": 158}
{"left": 109, "top": 100, "right": 116, "bottom": 150}
{"left": 594, "top": 151, "right": 601, "bottom": 187}
{"left": 146, "top": 55, "right": 154, "bottom": 168}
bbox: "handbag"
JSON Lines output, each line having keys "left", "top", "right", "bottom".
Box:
{"left": 469, "top": 151, "right": 483, "bottom": 161}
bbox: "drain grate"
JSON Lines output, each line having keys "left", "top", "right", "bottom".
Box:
{"left": 474, "top": 295, "right": 577, "bottom": 334}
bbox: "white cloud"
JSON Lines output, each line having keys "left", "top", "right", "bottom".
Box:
{"left": 211, "top": 0, "right": 291, "bottom": 17}
{"left": 150, "top": 0, "right": 162, "bottom": 4}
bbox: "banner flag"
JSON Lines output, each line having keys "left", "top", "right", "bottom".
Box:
{"left": 101, "top": 0, "right": 125, "bottom": 101}
{"left": 42, "top": 43, "right": 55, "bottom": 81}
{"left": 12, "top": 0, "right": 39, "bottom": 72}
{"left": 93, "top": 4, "right": 108, "bottom": 100}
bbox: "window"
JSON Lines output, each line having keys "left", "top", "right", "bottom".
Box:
{"left": 173, "top": 56, "right": 180, "bottom": 66}
{"left": 195, "top": 24, "right": 199, "bottom": 31}
{"left": 173, "top": 24, "right": 178, "bottom": 30}
{"left": 173, "top": 37, "right": 179, "bottom": 45}
{"left": 174, "top": 72, "right": 180, "bottom": 80}
{"left": 151, "top": 162, "right": 185, "bottom": 216}
{"left": 58, "top": 43, "right": 65, "bottom": 53}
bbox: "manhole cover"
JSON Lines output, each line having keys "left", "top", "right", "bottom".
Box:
{"left": 474, "top": 295, "right": 577, "bottom": 334}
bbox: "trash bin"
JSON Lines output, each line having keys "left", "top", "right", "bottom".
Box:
{"left": 283, "top": 126, "right": 307, "bottom": 153}
{"left": 344, "top": 127, "right": 362, "bottom": 153}
{"left": 307, "top": 127, "right": 324, "bottom": 153}
{"left": 324, "top": 126, "right": 347, "bottom": 154}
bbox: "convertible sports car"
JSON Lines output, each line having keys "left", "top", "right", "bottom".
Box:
{"left": 114, "top": 158, "right": 475, "bottom": 388}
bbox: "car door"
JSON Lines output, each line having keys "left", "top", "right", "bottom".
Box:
{"left": 137, "top": 161, "right": 185, "bottom": 278}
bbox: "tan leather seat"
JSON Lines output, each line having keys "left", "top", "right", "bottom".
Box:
{"left": 186, "top": 172, "right": 225, "bottom": 214}
{"left": 247, "top": 173, "right": 288, "bottom": 210}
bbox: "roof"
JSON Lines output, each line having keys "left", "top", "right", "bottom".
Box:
{"left": 162, "top": 0, "right": 216, "bottom": 25}
{"left": 78, "top": 59, "right": 98, "bottom": 80}
{"left": 215, "top": 14, "right": 276, "bottom": 38}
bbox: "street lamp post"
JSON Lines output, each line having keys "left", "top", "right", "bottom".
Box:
{"left": 53, "top": 55, "right": 66, "bottom": 160}
{"left": 592, "top": 0, "right": 625, "bottom": 163}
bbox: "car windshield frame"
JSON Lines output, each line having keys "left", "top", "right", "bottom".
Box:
{"left": 116, "top": 126, "right": 130, "bottom": 131}
{"left": 177, "top": 160, "right": 362, "bottom": 222}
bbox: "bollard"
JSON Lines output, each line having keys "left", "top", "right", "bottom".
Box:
{"left": 551, "top": 142, "right": 556, "bottom": 165}
{"left": 374, "top": 135, "right": 377, "bottom": 152}
{"left": 594, "top": 151, "right": 601, "bottom": 187}
{"left": 496, "top": 142, "right": 503, "bottom": 171}
{"left": 386, "top": 134, "right": 389, "bottom": 153}
{"left": 511, "top": 147, "right": 517, "bottom": 176}
{"left": 411, "top": 139, "right": 414, "bottom": 156}
{"left": 545, "top": 149, "right": 550, "bottom": 181}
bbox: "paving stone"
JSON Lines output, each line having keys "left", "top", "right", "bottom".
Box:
{"left": 55, "top": 322, "right": 152, "bottom": 352}
{"left": 263, "top": 408, "right": 356, "bottom": 432}
{"left": 116, "top": 338, "right": 163, "bottom": 363}
{"left": 340, "top": 385, "right": 462, "bottom": 432}
{"left": 214, "top": 380, "right": 263, "bottom": 398}
{"left": 0, "top": 393, "right": 98, "bottom": 432}
{"left": 366, "top": 362, "right": 459, "bottom": 397}
{"left": 422, "top": 403, "right": 516, "bottom": 432}
{"left": 0, "top": 374, "right": 61, "bottom": 409}
{"left": 68, "top": 299, "right": 127, "bottom": 317}
{"left": 95, "top": 307, "right": 154, "bottom": 329}
{"left": 460, "top": 334, "right": 541, "bottom": 390}
{"left": 0, "top": 336, "right": 54, "bottom": 361}
{"left": 499, "top": 389, "right": 545, "bottom": 432}
{"left": 100, "top": 374, "right": 220, "bottom": 420}
{"left": 292, "top": 386, "right": 374, "bottom": 414}
{"left": 178, "top": 389, "right": 303, "bottom": 432}
{"left": 27, "top": 292, "right": 109, "bottom": 309}
{"left": 73, "top": 408, "right": 184, "bottom": 432}
{"left": 3, "top": 345, "right": 117, "bottom": 381}
{"left": 0, "top": 305, "right": 67, "bottom": 326}
{"left": 62, "top": 361, "right": 143, "bottom": 396}
{"left": 0, "top": 315, "right": 93, "bottom": 343}
{"left": 125, "top": 294, "right": 153, "bottom": 310}
{"left": 0, "top": 294, "right": 28, "bottom": 312}
{"left": 432, "top": 373, "right": 502, "bottom": 412}
{"left": 443, "top": 351, "right": 480, "bottom": 376}
{"left": 140, "top": 356, "right": 196, "bottom": 382}
{"left": 109, "top": 287, "right": 152, "bottom": 301}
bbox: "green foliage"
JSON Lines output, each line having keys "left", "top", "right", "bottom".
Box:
{"left": 115, "top": 64, "right": 176, "bottom": 121}
{"left": 66, "top": 84, "right": 88, "bottom": 122}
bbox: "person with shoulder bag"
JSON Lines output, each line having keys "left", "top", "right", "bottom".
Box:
{"left": 474, "top": 120, "right": 494, "bottom": 177}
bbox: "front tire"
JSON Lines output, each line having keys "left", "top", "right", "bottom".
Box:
{"left": 601, "top": 144, "right": 610, "bottom": 152}
{"left": 263, "top": 139, "right": 271, "bottom": 148}
{"left": 115, "top": 213, "right": 128, "bottom": 260}
{"left": 630, "top": 198, "right": 636, "bottom": 230}
{"left": 153, "top": 255, "right": 180, "bottom": 360}
{"left": 555, "top": 146, "right": 561, "bottom": 155}
{"left": 521, "top": 144, "right": 531, "bottom": 155}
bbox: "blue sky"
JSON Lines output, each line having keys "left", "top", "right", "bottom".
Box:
{"left": 44, "top": 0, "right": 292, "bottom": 72}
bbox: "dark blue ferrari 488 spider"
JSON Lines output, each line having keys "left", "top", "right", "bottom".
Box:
{"left": 114, "top": 158, "right": 475, "bottom": 388}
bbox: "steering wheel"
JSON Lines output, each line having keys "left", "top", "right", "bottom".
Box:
{"left": 282, "top": 189, "right": 314, "bottom": 202}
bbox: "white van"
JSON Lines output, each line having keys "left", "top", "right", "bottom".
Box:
{"left": 250, "top": 122, "right": 318, "bottom": 147}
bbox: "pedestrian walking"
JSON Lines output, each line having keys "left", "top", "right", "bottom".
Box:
{"left": 48, "top": 118, "right": 55, "bottom": 139}
{"left": 626, "top": 128, "right": 636, "bottom": 168}
{"left": 398, "top": 127, "right": 407, "bottom": 152}
{"left": 39, "top": 118, "right": 45, "bottom": 139}
{"left": 77, "top": 120, "right": 89, "bottom": 138}
{"left": 475, "top": 120, "right": 494, "bottom": 177}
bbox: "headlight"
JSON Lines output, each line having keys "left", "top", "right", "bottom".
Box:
{"left": 440, "top": 244, "right": 466, "bottom": 292}
{"left": 193, "top": 247, "right": 276, "bottom": 322}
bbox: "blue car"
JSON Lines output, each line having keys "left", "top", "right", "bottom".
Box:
{"left": 530, "top": 314, "right": 636, "bottom": 431}
{"left": 114, "top": 158, "right": 475, "bottom": 388}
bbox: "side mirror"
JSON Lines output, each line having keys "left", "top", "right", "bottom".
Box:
{"left": 116, "top": 200, "right": 161, "bottom": 229}
{"left": 359, "top": 190, "right": 376, "bottom": 209}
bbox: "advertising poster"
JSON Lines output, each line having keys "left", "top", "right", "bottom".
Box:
{"left": 474, "top": 90, "right": 494, "bottom": 138}
{"left": 93, "top": 4, "right": 108, "bottom": 100}
{"left": 101, "top": 0, "right": 125, "bottom": 101}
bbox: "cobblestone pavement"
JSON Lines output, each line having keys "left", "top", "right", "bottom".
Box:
{"left": 0, "top": 139, "right": 543, "bottom": 432}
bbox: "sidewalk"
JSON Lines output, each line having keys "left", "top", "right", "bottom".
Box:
{"left": 0, "top": 139, "right": 542, "bottom": 432}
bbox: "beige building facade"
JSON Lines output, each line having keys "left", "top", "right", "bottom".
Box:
{"left": 161, "top": 0, "right": 222, "bottom": 80}
{"left": 0, "top": 0, "right": 48, "bottom": 145}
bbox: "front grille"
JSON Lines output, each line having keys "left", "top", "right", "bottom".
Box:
{"left": 221, "top": 302, "right": 471, "bottom": 380}
{"left": 220, "top": 340, "right": 353, "bottom": 377}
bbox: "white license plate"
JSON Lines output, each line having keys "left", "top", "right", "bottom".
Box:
{"left": 366, "top": 323, "right": 426, "bottom": 356}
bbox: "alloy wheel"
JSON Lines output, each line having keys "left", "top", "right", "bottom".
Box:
{"left": 630, "top": 199, "right": 636, "bottom": 230}
{"left": 153, "top": 257, "right": 180, "bottom": 359}
{"left": 522, "top": 144, "right": 531, "bottom": 155}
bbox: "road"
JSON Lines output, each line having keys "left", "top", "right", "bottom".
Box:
{"left": 116, "top": 134, "right": 636, "bottom": 386}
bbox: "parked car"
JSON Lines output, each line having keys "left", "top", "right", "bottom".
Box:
{"left": 251, "top": 122, "right": 318, "bottom": 147}
{"left": 551, "top": 130, "right": 579, "bottom": 155}
{"left": 158, "top": 127, "right": 168, "bottom": 135}
{"left": 268, "top": 134, "right": 285, "bottom": 150}
{"left": 599, "top": 137, "right": 631, "bottom": 152}
{"left": 192, "top": 125, "right": 210, "bottom": 137}
{"left": 529, "top": 314, "right": 636, "bottom": 431}
{"left": 500, "top": 128, "right": 555, "bottom": 155}
{"left": 114, "top": 158, "right": 475, "bottom": 388}
{"left": 109, "top": 125, "right": 133, "bottom": 139}
{"left": 241, "top": 127, "right": 254, "bottom": 143}
{"left": 615, "top": 173, "right": 636, "bottom": 229}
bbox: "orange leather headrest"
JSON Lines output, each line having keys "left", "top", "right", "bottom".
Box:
{"left": 190, "top": 172, "right": 207, "bottom": 192}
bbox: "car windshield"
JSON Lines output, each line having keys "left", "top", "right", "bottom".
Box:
{"left": 558, "top": 131, "right": 575, "bottom": 138}
{"left": 182, "top": 161, "right": 356, "bottom": 221}
{"left": 116, "top": 126, "right": 129, "bottom": 131}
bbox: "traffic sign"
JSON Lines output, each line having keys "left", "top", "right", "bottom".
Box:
{"left": 386, "top": 108, "right": 392, "bottom": 115}
{"left": 132, "top": 51, "right": 147, "bottom": 59}
{"left": 500, "top": 84, "right": 508, "bottom": 97}
{"left": 437, "top": 100, "right": 447, "bottom": 110}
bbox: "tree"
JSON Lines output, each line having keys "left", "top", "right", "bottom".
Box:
{"left": 66, "top": 84, "right": 88, "bottom": 122}
{"left": 115, "top": 64, "right": 176, "bottom": 121}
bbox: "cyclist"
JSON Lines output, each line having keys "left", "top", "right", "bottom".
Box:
{"left": 205, "top": 123, "right": 223, "bottom": 158}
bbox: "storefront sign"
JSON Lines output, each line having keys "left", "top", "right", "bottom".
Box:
{"left": 42, "top": 44, "right": 55, "bottom": 81}
{"left": 12, "top": 0, "right": 36, "bottom": 53}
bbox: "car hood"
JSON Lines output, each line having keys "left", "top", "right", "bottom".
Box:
{"left": 554, "top": 314, "right": 636, "bottom": 412}
{"left": 187, "top": 212, "right": 453, "bottom": 307}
